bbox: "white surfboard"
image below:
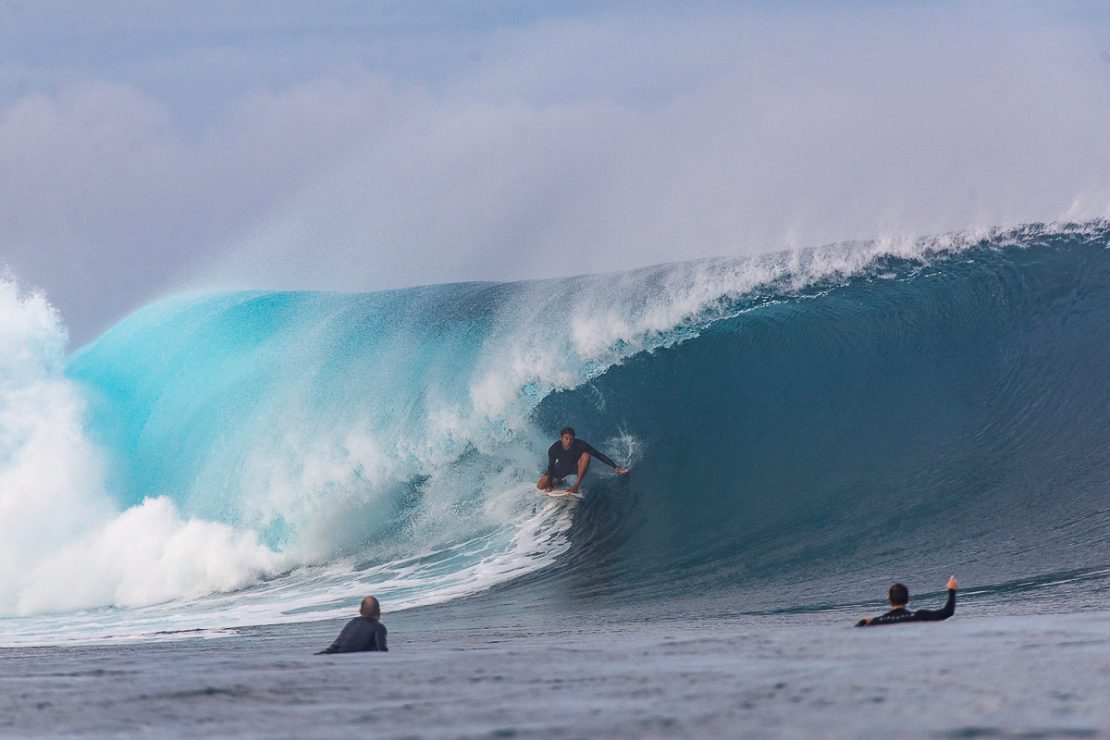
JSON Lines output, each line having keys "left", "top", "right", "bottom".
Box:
{"left": 544, "top": 488, "right": 585, "bottom": 499}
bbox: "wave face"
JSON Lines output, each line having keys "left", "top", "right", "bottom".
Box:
{"left": 534, "top": 228, "right": 1110, "bottom": 611}
{"left": 2, "top": 221, "right": 1109, "bottom": 642}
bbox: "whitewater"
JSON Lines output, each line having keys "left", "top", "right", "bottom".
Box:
{"left": 2, "top": 221, "right": 1110, "bottom": 736}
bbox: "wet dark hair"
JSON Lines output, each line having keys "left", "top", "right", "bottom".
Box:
{"left": 889, "top": 583, "right": 909, "bottom": 606}
{"left": 560, "top": 426, "right": 576, "bottom": 437}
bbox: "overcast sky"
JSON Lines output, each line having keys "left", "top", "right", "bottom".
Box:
{"left": 2, "top": 1, "right": 1110, "bottom": 344}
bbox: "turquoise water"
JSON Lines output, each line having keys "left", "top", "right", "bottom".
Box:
{"left": 1, "top": 221, "right": 1108, "bottom": 642}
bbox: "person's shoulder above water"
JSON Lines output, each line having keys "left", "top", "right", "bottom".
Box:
{"left": 856, "top": 575, "right": 958, "bottom": 627}
{"left": 316, "top": 596, "right": 389, "bottom": 653}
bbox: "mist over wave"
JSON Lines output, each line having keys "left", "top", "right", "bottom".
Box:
{"left": 2, "top": 220, "right": 1108, "bottom": 643}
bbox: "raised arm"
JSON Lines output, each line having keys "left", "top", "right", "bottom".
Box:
{"left": 912, "top": 576, "right": 958, "bottom": 622}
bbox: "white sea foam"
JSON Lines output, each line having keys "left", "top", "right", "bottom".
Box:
{"left": 0, "top": 476, "right": 577, "bottom": 646}
{"left": 0, "top": 275, "right": 284, "bottom": 618}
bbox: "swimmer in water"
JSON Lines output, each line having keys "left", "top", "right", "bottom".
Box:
{"left": 316, "top": 596, "right": 388, "bottom": 653}
{"left": 856, "top": 576, "right": 958, "bottom": 627}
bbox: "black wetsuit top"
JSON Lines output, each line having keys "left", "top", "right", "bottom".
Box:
{"left": 546, "top": 439, "right": 618, "bottom": 480}
{"left": 856, "top": 589, "right": 956, "bottom": 627}
{"left": 317, "top": 617, "right": 388, "bottom": 653}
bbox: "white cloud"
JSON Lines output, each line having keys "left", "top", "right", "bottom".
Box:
{"left": 2, "top": 3, "right": 1110, "bottom": 341}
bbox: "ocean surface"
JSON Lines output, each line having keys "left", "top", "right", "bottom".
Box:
{"left": 2, "top": 221, "right": 1109, "bottom": 735}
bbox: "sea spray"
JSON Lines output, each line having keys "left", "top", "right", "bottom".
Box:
{"left": 0, "top": 275, "right": 283, "bottom": 617}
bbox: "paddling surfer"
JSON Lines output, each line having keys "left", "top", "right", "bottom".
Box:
{"left": 856, "top": 576, "right": 958, "bottom": 627}
{"left": 537, "top": 427, "right": 630, "bottom": 494}
{"left": 316, "top": 596, "right": 388, "bottom": 653}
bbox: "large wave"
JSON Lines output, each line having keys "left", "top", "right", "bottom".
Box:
{"left": 2, "top": 221, "right": 1108, "bottom": 642}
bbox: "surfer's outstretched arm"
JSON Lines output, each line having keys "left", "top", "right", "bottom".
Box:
{"left": 912, "top": 576, "right": 958, "bottom": 621}
{"left": 583, "top": 443, "right": 630, "bottom": 474}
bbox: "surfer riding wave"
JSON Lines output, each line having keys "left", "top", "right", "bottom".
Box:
{"left": 537, "top": 427, "right": 630, "bottom": 495}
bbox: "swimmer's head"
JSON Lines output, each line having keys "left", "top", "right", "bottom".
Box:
{"left": 360, "top": 595, "right": 381, "bottom": 619}
{"left": 888, "top": 583, "right": 909, "bottom": 607}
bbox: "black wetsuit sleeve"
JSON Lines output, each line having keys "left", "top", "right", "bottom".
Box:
{"left": 582, "top": 442, "right": 618, "bottom": 469}
{"left": 546, "top": 443, "right": 559, "bottom": 479}
{"left": 318, "top": 618, "right": 361, "bottom": 653}
{"left": 910, "top": 589, "right": 956, "bottom": 622}
{"left": 856, "top": 609, "right": 909, "bottom": 627}
{"left": 374, "top": 623, "right": 388, "bottom": 652}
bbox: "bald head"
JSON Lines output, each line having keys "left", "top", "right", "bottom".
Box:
{"left": 359, "top": 596, "right": 381, "bottom": 619}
